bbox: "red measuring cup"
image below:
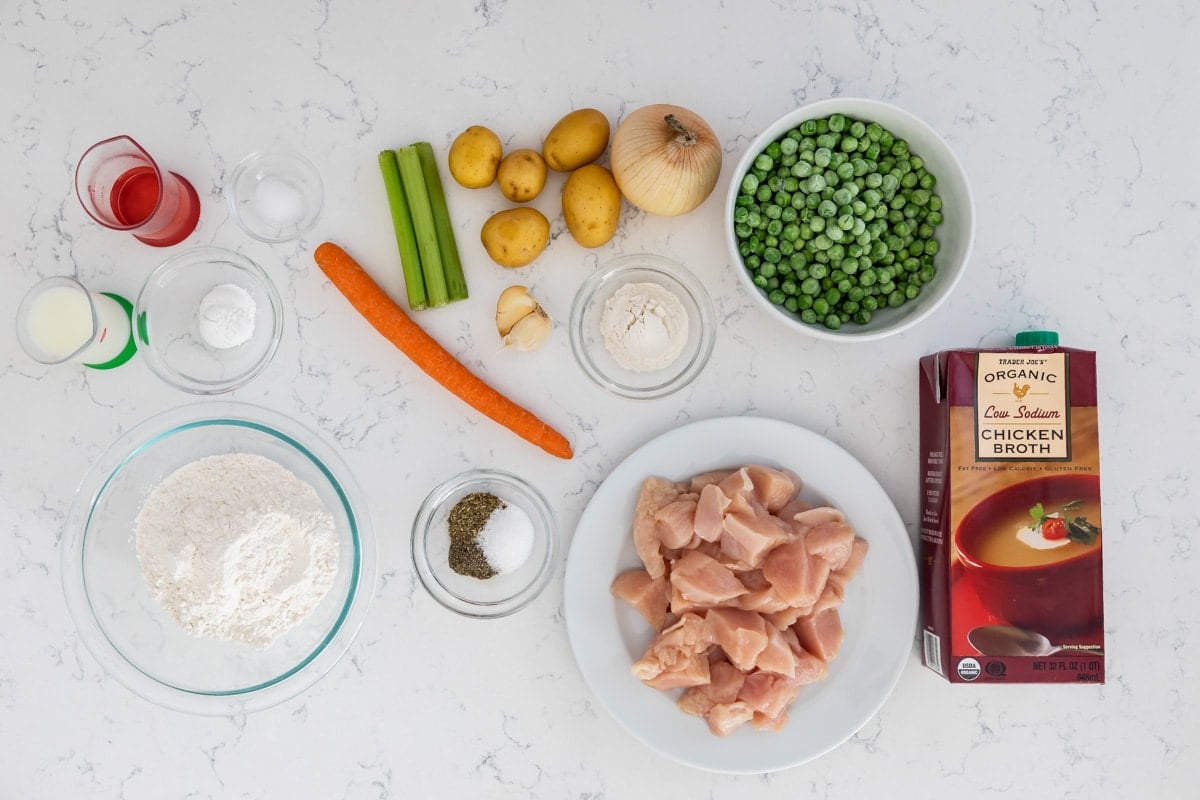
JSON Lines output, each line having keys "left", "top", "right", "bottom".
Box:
{"left": 74, "top": 135, "right": 200, "bottom": 247}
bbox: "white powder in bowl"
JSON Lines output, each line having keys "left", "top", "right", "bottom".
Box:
{"left": 599, "top": 282, "right": 689, "bottom": 372}
{"left": 477, "top": 502, "right": 536, "bottom": 575}
{"left": 134, "top": 453, "right": 339, "bottom": 649}
{"left": 197, "top": 283, "right": 257, "bottom": 349}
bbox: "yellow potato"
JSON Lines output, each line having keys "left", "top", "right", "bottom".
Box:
{"left": 448, "top": 125, "right": 502, "bottom": 188}
{"left": 497, "top": 149, "right": 548, "bottom": 203}
{"left": 480, "top": 207, "right": 551, "bottom": 268}
{"left": 542, "top": 108, "right": 610, "bottom": 172}
{"left": 561, "top": 164, "right": 621, "bottom": 248}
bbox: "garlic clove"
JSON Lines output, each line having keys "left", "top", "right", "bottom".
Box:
{"left": 496, "top": 285, "right": 539, "bottom": 337}
{"left": 503, "top": 306, "right": 552, "bottom": 352}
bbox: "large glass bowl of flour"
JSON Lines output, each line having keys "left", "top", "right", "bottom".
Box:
{"left": 62, "top": 402, "right": 375, "bottom": 714}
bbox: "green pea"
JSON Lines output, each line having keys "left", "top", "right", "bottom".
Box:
{"left": 925, "top": 239, "right": 940, "bottom": 255}
{"left": 800, "top": 277, "right": 820, "bottom": 295}
{"left": 817, "top": 200, "right": 838, "bottom": 218}
{"left": 823, "top": 314, "right": 842, "bottom": 330}
{"left": 753, "top": 273, "right": 768, "bottom": 288}
{"left": 784, "top": 296, "right": 799, "bottom": 313}
{"left": 849, "top": 120, "right": 867, "bottom": 139}
{"left": 840, "top": 136, "right": 858, "bottom": 152}
{"left": 767, "top": 219, "right": 783, "bottom": 236}
{"left": 755, "top": 154, "right": 774, "bottom": 171}
{"left": 809, "top": 263, "right": 829, "bottom": 280}
{"left": 816, "top": 133, "right": 837, "bottom": 149}
{"left": 813, "top": 297, "right": 830, "bottom": 315}
{"left": 799, "top": 119, "right": 818, "bottom": 136}
{"left": 780, "top": 137, "right": 799, "bottom": 156}
{"left": 800, "top": 308, "right": 818, "bottom": 324}
{"left": 853, "top": 309, "right": 872, "bottom": 325}
{"left": 764, "top": 204, "right": 783, "bottom": 220}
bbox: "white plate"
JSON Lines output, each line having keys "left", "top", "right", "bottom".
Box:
{"left": 564, "top": 416, "right": 918, "bottom": 774}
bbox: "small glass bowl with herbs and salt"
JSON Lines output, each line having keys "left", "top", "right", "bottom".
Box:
{"left": 411, "top": 469, "right": 558, "bottom": 618}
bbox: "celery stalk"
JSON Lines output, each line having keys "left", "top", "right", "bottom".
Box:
{"left": 414, "top": 141, "right": 468, "bottom": 302}
{"left": 377, "top": 150, "right": 427, "bottom": 311}
{"left": 396, "top": 145, "right": 449, "bottom": 308}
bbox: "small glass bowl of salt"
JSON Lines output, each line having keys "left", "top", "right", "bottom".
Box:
{"left": 412, "top": 469, "right": 558, "bottom": 618}
{"left": 227, "top": 151, "right": 324, "bottom": 243}
{"left": 135, "top": 247, "right": 284, "bottom": 394}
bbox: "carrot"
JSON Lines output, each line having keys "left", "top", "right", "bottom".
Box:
{"left": 313, "top": 241, "right": 574, "bottom": 460}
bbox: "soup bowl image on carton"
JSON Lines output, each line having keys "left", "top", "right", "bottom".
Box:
{"left": 954, "top": 474, "right": 1102, "bottom": 634}
{"left": 918, "top": 330, "right": 1105, "bottom": 684}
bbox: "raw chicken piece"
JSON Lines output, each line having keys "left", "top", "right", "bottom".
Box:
{"left": 654, "top": 497, "right": 699, "bottom": 549}
{"left": 718, "top": 468, "right": 765, "bottom": 517}
{"left": 610, "top": 569, "right": 670, "bottom": 631}
{"left": 765, "top": 603, "right": 815, "bottom": 630}
{"left": 754, "top": 621, "right": 798, "bottom": 678}
{"left": 631, "top": 612, "right": 711, "bottom": 682}
{"left": 670, "top": 550, "right": 749, "bottom": 606}
{"left": 761, "top": 539, "right": 832, "bottom": 608}
{"left": 790, "top": 506, "right": 846, "bottom": 532}
{"left": 643, "top": 652, "right": 711, "bottom": 690}
{"left": 737, "top": 671, "right": 802, "bottom": 719}
{"left": 805, "top": 519, "right": 858, "bottom": 571}
{"left": 720, "top": 511, "right": 791, "bottom": 567}
{"left": 707, "top": 658, "right": 746, "bottom": 704}
{"left": 678, "top": 686, "right": 715, "bottom": 717}
{"left": 704, "top": 607, "right": 769, "bottom": 671}
{"left": 789, "top": 643, "right": 831, "bottom": 684}
{"left": 693, "top": 483, "right": 732, "bottom": 542}
{"left": 793, "top": 607, "right": 844, "bottom": 662}
{"left": 837, "top": 536, "right": 870, "bottom": 580}
{"left": 813, "top": 574, "right": 845, "bottom": 613}
{"left": 744, "top": 464, "right": 800, "bottom": 513}
{"left": 689, "top": 469, "right": 736, "bottom": 493}
{"left": 752, "top": 710, "right": 790, "bottom": 731}
{"left": 633, "top": 477, "right": 686, "bottom": 579}
{"left": 737, "top": 584, "right": 793, "bottom": 614}
{"left": 705, "top": 701, "right": 755, "bottom": 737}
{"left": 776, "top": 496, "right": 813, "bottom": 521}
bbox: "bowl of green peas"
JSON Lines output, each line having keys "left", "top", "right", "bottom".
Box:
{"left": 727, "top": 98, "right": 974, "bottom": 340}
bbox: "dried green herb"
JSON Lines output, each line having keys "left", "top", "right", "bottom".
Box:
{"left": 447, "top": 492, "right": 503, "bottom": 579}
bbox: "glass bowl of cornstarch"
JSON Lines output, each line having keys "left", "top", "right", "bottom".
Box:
{"left": 62, "top": 402, "right": 375, "bottom": 714}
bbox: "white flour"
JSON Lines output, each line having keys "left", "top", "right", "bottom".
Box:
{"left": 135, "top": 453, "right": 339, "bottom": 649}
{"left": 600, "top": 281, "right": 689, "bottom": 372}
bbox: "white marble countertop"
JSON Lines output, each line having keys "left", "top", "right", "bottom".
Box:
{"left": 3, "top": 1, "right": 1198, "bottom": 797}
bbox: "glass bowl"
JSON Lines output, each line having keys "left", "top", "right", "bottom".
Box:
{"left": 726, "top": 97, "right": 975, "bottom": 342}
{"left": 61, "top": 402, "right": 375, "bottom": 715}
{"left": 412, "top": 469, "right": 558, "bottom": 619}
{"left": 569, "top": 254, "right": 716, "bottom": 400}
{"left": 227, "top": 151, "right": 324, "bottom": 243}
{"left": 135, "top": 247, "right": 284, "bottom": 394}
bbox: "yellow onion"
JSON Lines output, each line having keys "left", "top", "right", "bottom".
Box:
{"left": 610, "top": 104, "right": 722, "bottom": 217}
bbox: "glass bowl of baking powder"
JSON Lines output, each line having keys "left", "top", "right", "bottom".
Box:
{"left": 61, "top": 402, "right": 375, "bottom": 714}
{"left": 135, "top": 247, "right": 284, "bottom": 395}
{"left": 569, "top": 253, "right": 716, "bottom": 400}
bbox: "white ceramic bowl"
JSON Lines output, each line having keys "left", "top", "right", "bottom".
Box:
{"left": 726, "top": 97, "right": 974, "bottom": 342}
{"left": 61, "top": 402, "right": 375, "bottom": 714}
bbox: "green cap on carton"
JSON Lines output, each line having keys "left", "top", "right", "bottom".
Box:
{"left": 1015, "top": 330, "right": 1059, "bottom": 347}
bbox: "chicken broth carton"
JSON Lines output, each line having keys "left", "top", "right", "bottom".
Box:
{"left": 918, "top": 331, "right": 1104, "bottom": 683}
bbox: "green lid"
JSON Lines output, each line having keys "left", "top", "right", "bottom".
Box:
{"left": 1015, "top": 330, "right": 1059, "bottom": 347}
